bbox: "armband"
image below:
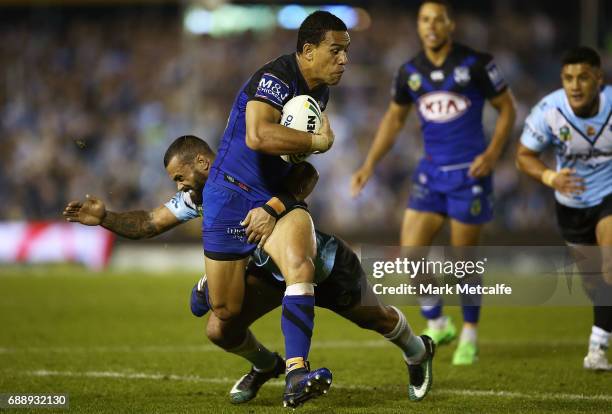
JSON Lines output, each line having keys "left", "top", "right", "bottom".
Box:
{"left": 261, "top": 204, "right": 280, "bottom": 220}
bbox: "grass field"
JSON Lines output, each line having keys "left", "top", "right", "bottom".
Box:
{"left": 1, "top": 266, "right": 610, "bottom": 413}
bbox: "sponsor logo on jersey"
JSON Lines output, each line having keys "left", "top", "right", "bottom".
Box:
{"left": 454, "top": 66, "right": 471, "bottom": 85}
{"left": 470, "top": 199, "right": 482, "bottom": 216}
{"left": 559, "top": 126, "right": 572, "bottom": 142}
{"left": 254, "top": 73, "right": 290, "bottom": 107}
{"left": 418, "top": 91, "right": 471, "bottom": 123}
{"left": 485, "top": 61, "right": 506, "bottom": 91}
{"left": 408, "top": 73, "right": 422, "bottom": 91}
{"left": 586, "top": 125, "right": 596, "bottom": 136}
{"left": 226, "top": 227, "right": 246, "bottom": 242}
{"left": 562, "top": 148, "right": 612, "bottom": 162}
{"left": 430, "top": 70, "right": 445, "bottom": 81}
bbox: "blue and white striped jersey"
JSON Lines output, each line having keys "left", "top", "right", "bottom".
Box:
{"left": 520, "top": 85, "right": 612, "bottom": 208}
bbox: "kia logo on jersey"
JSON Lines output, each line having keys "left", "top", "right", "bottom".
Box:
{"left": 418, "top": 91, "right": 471, "bottom": 123}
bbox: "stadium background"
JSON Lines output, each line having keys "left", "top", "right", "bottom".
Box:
{"left": 2, "top": 0, "right": 610, "bottom": 246}
{"left": 1, "top": 2, "right": 612, "bottom": 413}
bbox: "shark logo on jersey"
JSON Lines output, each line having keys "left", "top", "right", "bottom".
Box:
{"left": 408, "top": 73, "right": 422, "bottom": 91}
{"left": 255, "top": 73, "right": 290, "bottom": 107}
{"left": 453, "top": 66, "right": 471, "bottom": 86}
{"left": 418, "top": 91, "right": 471, "bottom": 123}
{"left": 430, "top": 70, "right": 445, "bottom": 81}
{"left": 559, "top": 126, "right": 571, "bottom": 142}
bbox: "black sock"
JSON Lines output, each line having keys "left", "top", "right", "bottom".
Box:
{"left": 594, "top": 306, "right": 612, "bottom": 332}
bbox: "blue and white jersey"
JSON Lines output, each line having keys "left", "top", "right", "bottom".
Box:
{"left": 164, "top": 191, "right": 202, "bottom": 222}
{"left": 520, "top": 86, "right": 612, "bottom": 208}
{"left": 392, "top": 43, "right": 508, "bottom": 167}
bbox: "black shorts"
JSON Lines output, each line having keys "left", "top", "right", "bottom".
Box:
{"left": 556, "top": 192, "right": 612, "bottom": 245}
{"left": 246, "top": 236, "right": 364, "bottom": 312}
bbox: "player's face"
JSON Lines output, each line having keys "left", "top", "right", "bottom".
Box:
{"left": 561, "top": 63, "right": 603, "bottom": 117}
{"left": 311, "top": 30, "right": 350, "bottom": 85}
{"left": 165, "top": 154, "right": 210, "bottom": 204}
{"left": 417, "top": 2, "right": 454, "bottom": 51}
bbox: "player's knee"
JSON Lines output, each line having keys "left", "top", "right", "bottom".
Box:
{"left": 205, "top": 317, "right": 226, "bottom": 345}
{"left": 211, "top": 302, "right": 242, "bottom": 321}
{"left": 206, "top": 315, "right": 243, "bottom": 348}
{"left": 283, "top": 253, "right": 315, "bottom": 284}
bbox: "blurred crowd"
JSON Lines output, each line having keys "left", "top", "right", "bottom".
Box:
{"left": 2, "top": 5, "right": 611, "bottom": 242}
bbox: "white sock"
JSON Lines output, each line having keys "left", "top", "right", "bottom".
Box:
{"left": 384, "top": 306, "right": 426, "bottom": 364}
{"left": 226, "top": 330, "right": 277, "bottom": 372}
{"left": 589, "top": 325, "right": 610, "bottom": 351}
{"left": 427, "top": 316, "right": 448, "bottom": 331}
{"left": 459, "top": 325, "right": 478, "bottom": 344}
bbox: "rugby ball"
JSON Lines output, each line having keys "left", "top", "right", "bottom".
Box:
{"left": 280, "top": 95, "right": 322, "bottom": 164}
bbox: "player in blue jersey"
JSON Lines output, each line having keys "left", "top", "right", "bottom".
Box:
{"left": 350, "top": 0, "right": 516, "bottom": 365}
{"left": 516, "top": 47, "right": 612, "bottom": 371}
{"left": 63, "top": 135, "right": 436, "bottom": 405}
{"left": 200, "top": 11, "right": 349, "bottom": 405}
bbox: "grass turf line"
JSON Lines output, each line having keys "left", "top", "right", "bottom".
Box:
{"left": 0, "top": 267, "right": 610, "bottom": 413}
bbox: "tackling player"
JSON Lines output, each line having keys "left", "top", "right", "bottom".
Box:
{"left": 516, "top": 46, "right": 612, "bottom": 370}
{"left": 200, "top": 11, "right": 348, "bottom": 404}
{"left": 63, "top": 135, "right": 437, "bottom": 405}
{"left": 350, "top": 0, "right": 516, "bottom": 365}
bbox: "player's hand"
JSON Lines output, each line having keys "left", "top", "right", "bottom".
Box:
{"left": 311, "top": 114, "right": 335, "bottom": 153}
{"left": 350, "top": 164, "right": 374, "bottom": 197}
{"left": 62, "top": 194, "right": 107, "bottom": 226}
{"left": 468, "top": 151, "right": 498, "bottom": 178}
{"left": 241, "top": 207, "right": 276, "bottom": 248}
{"left": 551, "top": 168, "right": 585, "bottom": 195}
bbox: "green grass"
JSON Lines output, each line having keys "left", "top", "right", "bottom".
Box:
{"left": 0, "top": 266, "right": 610, "bottom": 413}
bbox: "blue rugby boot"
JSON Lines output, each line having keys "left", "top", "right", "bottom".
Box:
{"left": 190, "top": 275, "right": 210, "bottom": 317}
{"left": 283, "top": 363, "right": 332, "bottom": 408}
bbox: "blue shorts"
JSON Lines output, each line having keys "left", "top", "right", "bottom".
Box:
{"left": 407, "top": 159, "right": 493, "bottom": 224}
{"left": 202, "top": 180, "right": 265, "bottom": 260}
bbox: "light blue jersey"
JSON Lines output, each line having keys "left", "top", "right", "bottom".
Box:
{"left": 164, "top": 191, "right": 202, "bottom": 222}
{"left": 251, "top": 230, "right": 338, "bottom": 284}
{"left": 520, "top": 85, "right": 612, "bottom": 208}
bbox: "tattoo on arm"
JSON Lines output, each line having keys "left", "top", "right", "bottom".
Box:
{"left": 101, "top": 211, "right": 159, "bottom": 239}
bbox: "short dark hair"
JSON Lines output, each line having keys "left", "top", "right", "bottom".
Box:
{"left": 420, "top": 0, "right": 454, "bottom": 19}
{"left": 562, "top": 46, "right": 601, "bottom": 68}
{"left": 296, "top": 11, "right": 347, "bottom": 54}
{"left": 163, "top": 135, "right": 214, "bottom": 168}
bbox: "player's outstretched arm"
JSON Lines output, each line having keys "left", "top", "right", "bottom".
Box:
{"left": 63, "top": 195, "right": 181, "bottom": 239}
{"left": 351, "top": 101, "right": 411, "bottom": 197}
{"left": 469, "top": 89, "right": 517, "bottom": 178}
{"left": 245, "top": 101, "right": 334, "bottom": 155}
{"left": 516, "top": 144, "right": 585, "bottom": 195}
